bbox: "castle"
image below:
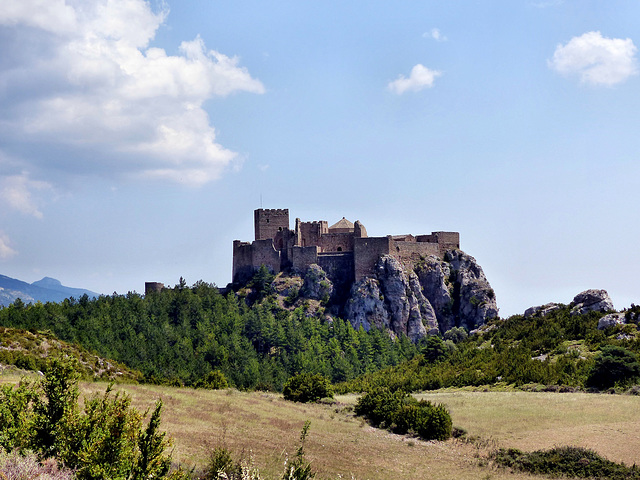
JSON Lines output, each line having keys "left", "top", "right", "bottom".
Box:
{"left": 233, "top": 209, "right": 459, "bottom": 295}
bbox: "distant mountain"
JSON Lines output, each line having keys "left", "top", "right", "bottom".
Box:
{"left": 0, "top": 274, "right": 99, "bottom": 307}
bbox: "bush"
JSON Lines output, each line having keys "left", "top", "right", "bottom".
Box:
{"left": 283, "top": 373, "right": 333, "bottom": 403}
{"left": 491, "top": 446, "right": 640, "bottom": 479}
{"left": 587, "top": 346, "right": 640, "bottom": 390}
{"left": 355, "top": 387, "right": 452, "bottom": 441}
{"left": 195, "top": 370, "right": 229, "bottom": 390}
{"left": 354, "top": 387, "right": 408, "bottom": 428}
{"left": 0, "top": 358, "right": 183, "bottom": 480}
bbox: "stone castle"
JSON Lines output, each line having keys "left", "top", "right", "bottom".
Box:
{"left": 233, "top": 209, "right": 460, "bottom": 294}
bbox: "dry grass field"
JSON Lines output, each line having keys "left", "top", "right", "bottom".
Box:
{"left": 78, "top": 382, "right": 639, "bottom": 479}
{"left": 2, "top": 368, "right": 638, "bottom": 479}
{"left": 415, "top": 390, "right": 640, "bottom": 466}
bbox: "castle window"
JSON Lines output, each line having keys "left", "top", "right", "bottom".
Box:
{"left": 396, "top": 246, "right": 400, "bottom": 252}
{"left": 337, "top": 247, "right": 343, "bottom": 252}
{"left": 278, "top": 227, "right": 282, "bottom": 231}
{"left": 266, "top": 219, "right": 270, "bottom": 223}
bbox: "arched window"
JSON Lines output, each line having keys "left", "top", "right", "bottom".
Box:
{"left": 337, "top": 247, "right": 343, "bottom": 252}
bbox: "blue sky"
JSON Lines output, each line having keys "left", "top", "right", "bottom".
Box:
{"left": 1, "top": 0, "right": 639, "bottom": 316}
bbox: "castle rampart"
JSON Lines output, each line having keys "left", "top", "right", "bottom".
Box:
{"left": 233, "top": 209, "right": 459, "bottom": 287}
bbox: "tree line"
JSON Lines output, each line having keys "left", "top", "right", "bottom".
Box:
{"left": 0, "top": 280, "right": 419, "bottom": 390}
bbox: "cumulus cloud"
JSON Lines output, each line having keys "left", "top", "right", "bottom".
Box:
{"left": 0, "top": 0, "right": 265, "bottom": 189}
{"left": 423, "top": 28, "right": 447, "bottom": 42}
{"left": 0, "top": 233, "right": 18, "bottom": 260}
{"left": 549, "top": 31, "right": 638, "bottom": 86}
{"left": 388, "top": 64, "right": 442, "bottom": 94}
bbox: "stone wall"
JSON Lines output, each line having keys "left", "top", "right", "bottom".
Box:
{"left": 232, "top": 239, "right": 281, "bottom": 284}
{"left": 144, "top": 282, "right": 164, "bottom": 295}
{"left": 297, "top": 220, "right": 328, "bottom": 247}
{"left": 354, "top": 236, "right": 391, "bottom": 281}
{"left": 416, "top": 231, "right": 460, "bottom": 253}
{"left": 291, "top": 245, "right": 320, "bottom": 274}
{"left": 232, "top": 240, "right": 255, "bottom": 284}
{"left": 319, "top": 233, "right": 354, "bottom": 253}
{"left": 255, "top": 208, "right": 289, "bottom": 241}
{"left": 392, "top": 240, "right": 440, "bottom": 270}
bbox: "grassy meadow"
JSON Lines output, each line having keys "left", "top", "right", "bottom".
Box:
{"left": 78, "top": 381, "right": 639, "bottom": 479}
{"left": 3, "top": 368, "right": 638, "bottom": 479}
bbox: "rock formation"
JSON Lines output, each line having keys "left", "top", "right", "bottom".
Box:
{"left": 597, "top": 312, "right": 626, "bottom": 330}
{"left": 301, "top": 264, "right": 333, "bottom": 301}
{"left": 524, "top": 303, "right": 562, "bottom": 318}
{"left": 571, "top": 289, "right": 614, "bottom": 315}
{"left": 344, "top": 251, "right": 498, "bottom": 341}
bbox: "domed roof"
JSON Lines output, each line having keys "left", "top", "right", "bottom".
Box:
{"left": 329, "top": 217, "right": 354, "bottom": 231}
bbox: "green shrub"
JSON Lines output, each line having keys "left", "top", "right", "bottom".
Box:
{"left": 587, "top": 346, "right": 640, "bottom": 390}
{"left": 491, "top": 446, "right": 640, "bottom": 479}
{"left": 0, "top": 358, "right": 183, "bottom": 480}
{"left": 283, "top": 373, "right": 333, "bottom": 403}
{"left": 355, "top": 387, "right": 452, "bottom": 441}
{"left": 355, "top": 387, "right": 408, "bottom": 428}
{"left": 196, "top": 370, "right": 229, "bottom": 390}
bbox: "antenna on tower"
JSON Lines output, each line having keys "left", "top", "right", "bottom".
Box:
{"left": 260, "top": 193, "right": 263, "bottom": 208}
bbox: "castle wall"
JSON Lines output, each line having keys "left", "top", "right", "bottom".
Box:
{"left": 251, "top": 239, "right": 282, "bottom": 273}
{"left": 354, "top": 236, "right": 391, "bottom": 281}
{"left": 416, "top": 232, "right": 460, "bottom": 254}
{"left": 391, "top": 240, "right": 440, "bottom": 270}
{"left": 297, "top": 220, "right": 328, "bottom": 247}
{"left": 145, "top": 282, "right": 164, "bottom": 295}
{"left": 434, "top": 231, "right": 460, "bottom": 252}
{"left": 319, "top": 233, "right": 354, "bottom": 253}
{"left": 291, "top": 245, "right": 319, "bottom": 273}
{"left": 255, "top": 209, "right": 289, "bottom": 241}
{"left": 232, "top": 239, "right": 281, "bottom": 285}
{"left": 232, "top": 240, "right": 255, "bottom": 284}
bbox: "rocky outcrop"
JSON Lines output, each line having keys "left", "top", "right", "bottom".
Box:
{"left": 571, "top": 289, "right": 614, "bottom": 316}
{"left": 301, "top": 264, "right": 333, "bottom": 301}
{"left": 345, "top": 251, "right": 498, "bottom": 340}
{"left": 345, "top": 256, "right": 438, "bottom": 342}
{"left": 597, "top": 313, "right": 626, "bottom": 330}
{"left": 524, "top": 303, "right": 562, "bottom": 318}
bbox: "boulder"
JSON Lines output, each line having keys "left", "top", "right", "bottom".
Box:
{"left": 571, "top": 289, "right": 614, "bottom": 315}
{"left": 597, "top": 312, "right": 626, "bottom": 330}
{"left": 524, "top": 303, "right": 562, "bottom": 318}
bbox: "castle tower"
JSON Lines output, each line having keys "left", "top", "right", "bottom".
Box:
{"left": 254, "top": 208, "right": 290, "bottom": 241}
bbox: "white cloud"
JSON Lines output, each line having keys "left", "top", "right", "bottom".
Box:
{"left": 549, "top": 31, "right": 638, "bottom": 86}
{"left": 423, "top": 28, "right": 447, "bottom": 42}
{"left": 0, "top": 0, "right": 265, "bottom": 187}
{"left": 0, "top": 233, "right": 18, "bottom": 260}
{"left": 388, "top": 64, "right": 442, "bottom": 94}
{"left": 0, "top": 174, "right": 51, "bottom": 218}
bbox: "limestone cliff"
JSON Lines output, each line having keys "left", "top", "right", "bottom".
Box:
{"left": 344, "top": 251, "right": 498, "bottom": 341}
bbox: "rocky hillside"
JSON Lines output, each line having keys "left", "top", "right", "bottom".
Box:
{"left": 0, "top": 326, "right": 141, "bottom": 381}
{"left": 259, "top": 249, "right": 498, "bottom": 342}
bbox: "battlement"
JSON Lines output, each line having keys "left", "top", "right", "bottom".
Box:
{"left": 233, "top": 208, "right": 460, "bottom": 287}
